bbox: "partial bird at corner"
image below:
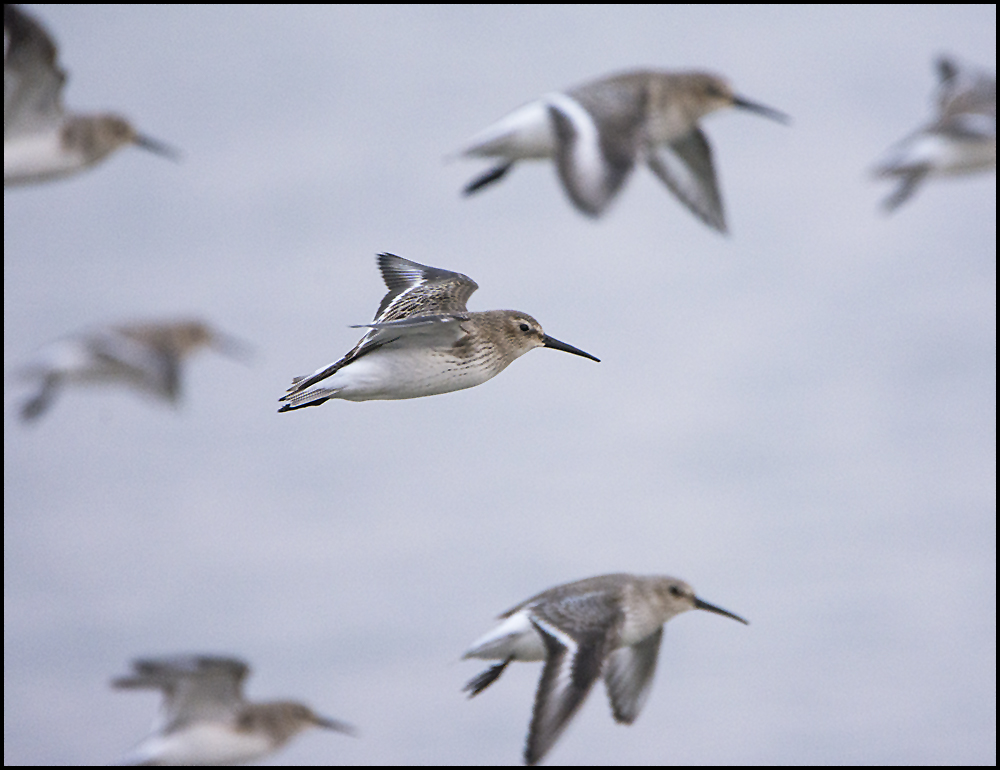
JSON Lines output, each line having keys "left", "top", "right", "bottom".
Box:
{"left": 278, "top": 253, "right": 599, "bottom": 412}
{"left": 112, "top": 654, "right": 355, "bottom": 765}
{"left": 872, "top": 54, "right": 996, "bottom": 213}
{"left": 462, "top": 573, "right": 748, "bottom": 766}
{"left": 4, "top": 4, "right": 178, "bottom": 188}
{"left": 455, "top": 69, "right": 789, "bottom": 233}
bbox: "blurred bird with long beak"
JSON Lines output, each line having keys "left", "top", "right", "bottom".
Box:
{"left": 4, "top": 4, "right": 178, "bottom": 187}
{"left": 456, "top": 69, "right": 789, "bottom": 232}
{"left": 15, "top": 318, "right": 250, "bottom": 422}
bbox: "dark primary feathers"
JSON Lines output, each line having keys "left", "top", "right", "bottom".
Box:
{"left": 373, "top": 252, "right": 479, "bottom": 320}
{"left": 112, "top": 655, "right": 250, "bottom": 731}
{"left": 4, "top": 4, "right": 64, "bottom": 138}
{"left": 525, "top": 593, "right": 624, "bottom": 766}
{"left": 602, "top": 626, "right": 663, "bottom": 724}
{"left": 646, "top": 129, "right": 726, "bottom": 232}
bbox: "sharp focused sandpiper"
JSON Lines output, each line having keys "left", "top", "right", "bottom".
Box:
{"left": 112, "top": 655, "right": 355, "bottom": 765}
{"left": 278, "top": 253, "right": 599, "bottom": 411}
{"left": 15, "top": 318, "right": 249, "bottom": 421}
{"left": 456, "top": 69, "right": 789, "bottom": 232}
{"left": 872, "top": 55, "right": 996, "bottom": 212}
{"left": 463, "top": 573, "right": 748, "bottom": 766}
{"left": 4, "top": 4, "right": 177, "bottom": 188}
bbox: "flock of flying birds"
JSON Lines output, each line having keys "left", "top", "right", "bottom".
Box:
{"left": 5, "top": 4, "right": 996, "bottom": 766}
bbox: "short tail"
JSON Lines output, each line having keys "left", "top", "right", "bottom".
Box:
{"left": 278, "top": 387, "right": 339, "bottom": 412}
{"left": 463, "top": 162, "right": 514, "bottom": 195}
{"left": 20, "top": 375, "right": 59, "bottom": 422}
{"left": 463, "top": 657, "right": 512, "bottom": 698}
{"left": 879, "top": 169, "right": 928, "bottom": 213}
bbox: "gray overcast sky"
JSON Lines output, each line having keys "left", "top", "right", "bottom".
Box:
{"left": 4, "top": 4, "right": 996, "bottom": 766}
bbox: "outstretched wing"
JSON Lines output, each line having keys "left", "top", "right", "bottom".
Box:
{"left": 646, "top": 129, "right": 727, "bottom": 233}
{"left": 524, "top": 589, "right": 623, "bottom": 765}
{"left": 88, "top": 328, "right": 182, "bottom": 400}
{"left": 546, "top": 93, "right": 635, "bottom": 217}
{"left": 112, "top": 655, "right": 249, "bottom": 732}
{"left": 934, "top": 55, "right": 997, "bottom": 120}
{"left": 603, "top": 626, "right": 663, "bottom": 724}
{"left": 373, "top": 253, "right": 478, "bottom": 321}
{"left": 4, "top": 4, "right": 65, "bottom": 138}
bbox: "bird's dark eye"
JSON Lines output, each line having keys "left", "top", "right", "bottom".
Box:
{"left": 519, "top": 323, "right": 530, "bottom": 333}
{"left": 669, "top": 585, "right": 682, "bottom": 597}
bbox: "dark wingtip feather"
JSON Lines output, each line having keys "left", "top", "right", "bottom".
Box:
{"left": 463, "top": 658, "right": 512, "bottom": 698}
{"left": 463, "top": 163, "right": 514, "bottom": 195}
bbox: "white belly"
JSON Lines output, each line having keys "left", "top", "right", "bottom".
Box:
{"left": 326, "top": 346, "right": 501, "bottom": 401}
{"left": 124, "top": 722, "right": 274, "bottom": 765}
{"left": 879, "top": 130, "right": 997, "bottom": 177}
{"left": 4, "top": 132, "right": 83, "bottom": 186}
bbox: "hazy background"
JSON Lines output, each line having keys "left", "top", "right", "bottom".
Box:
{"left": 4, "top": 5, "right": 995, "bottom": 765}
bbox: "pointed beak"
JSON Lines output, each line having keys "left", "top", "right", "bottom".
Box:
{"left": 210, "top": 332, "right": 255, "bottom": 364}
{"left": 732, "top": 95, "right": 791, "bottom": 125}
{"left": 133, "top": 132, "right": 182, "bottom": 161}
{"left": 694, "top": 596, "right": 749, "bottom": 625}
{"left": 542, "top": 334, "right": 600, "bottom": 362}
{"left": 313, "top": 715, "right": 358, "bottom": 736}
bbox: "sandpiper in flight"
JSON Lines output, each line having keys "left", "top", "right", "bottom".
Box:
{"left": 456, "top": 69, "right": 789, "bottom": 232}
{"left": 4, "top": 4, "right": 177, "bottom": 187}
{"left": 872, "top": 55, "right": 996, "bottom": 212}
{"left": 113, "top": 655, "right": 355, "bottom": 765}
{"left": 463, "top": 573, "right": 748, "bottom": 766}
{"left": 15, "top": 318, "right": 249, "bottom": 421}
{"left": 278, "top": 253, "right": 599, "bottom": 411}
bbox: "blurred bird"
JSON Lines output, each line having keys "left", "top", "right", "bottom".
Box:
{"left": 4, "top": 4, "right": 177, "bottom": 187}
{"left": 15, "top": 319, "right": 249, "bottom": 421}
{"left": 872, "top": 55, "right": 996, "bottom": 212}
{"left": 463, "top": 573, "right": 748, "bottom": 766}
{"left": 113, "top": 655, "right": 355, "bottom": 765}
{"left": 279, "top": 253, "right": 599, "bottom": 411}
{"left": 456, "top": 69, "right": 789, "bottom": 232}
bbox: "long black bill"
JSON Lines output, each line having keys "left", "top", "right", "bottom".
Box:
{"left": 542, "top": 334, "right": 600, "bottom": 362}
{"left": 694, "top": 596, "right": 749, "bottom": 625}
{"left": 732, "top": 95, "right": 791, "bottom": 125}
{"left": 210, "top": 332, "right": 255, "bottom": 363}
{"left": 313, "top": 714, "right": 358, "bottom": 736}
{"left": 134, "top": 133, "right": 182, "bottom": 161}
